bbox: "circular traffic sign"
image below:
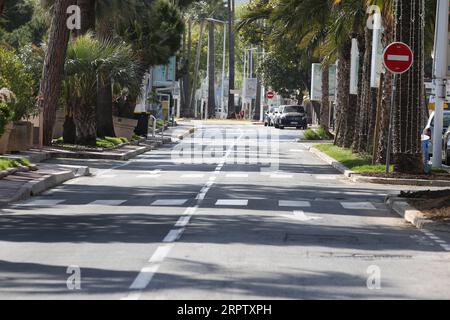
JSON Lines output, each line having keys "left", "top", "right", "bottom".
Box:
{"left": 267, "top": 91, "right": 274, "bottom": 99}
{"left": 383, "top": 42, "right": 413, "bottom": 74}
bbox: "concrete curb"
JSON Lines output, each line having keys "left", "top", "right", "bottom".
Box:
{"left": 385, "top": 196, "right": 450, "bottom": 233}
{"left": 0, "top": 165, "right": 90, "bottom": 207}
{"left": 308, "top": 146, "right": 450, "bottom": 187}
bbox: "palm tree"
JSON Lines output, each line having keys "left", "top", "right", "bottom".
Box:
{"left": 63, "top": 34, "right": 141, "bottom": 145}
{"left": 38, "top": 0, "right": 74, "bottom": 146}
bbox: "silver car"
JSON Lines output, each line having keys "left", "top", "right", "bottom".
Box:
{"left": 264, "top": 106, "right": 279, "bottom": 127}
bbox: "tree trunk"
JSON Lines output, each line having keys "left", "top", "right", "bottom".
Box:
{"left": 188, "top": 20, "right": 205, "bottom": 118}
{"left": 207, "top": 20, "right": 216, "bottom": 119}
{"left": 392, "top": 0, "right": 424, "bottom": 173}
{"left": 38, "top": 0, "right": 73, "bottom": 146}
{"left": 227, "top": 0, "right": 235, "bottom": 117}
{"left": 320, "top": 64, "right": 330, "bottom": 130}
{"left": 354, "top": 28, "right": 371, "bottom": 153}
{"left": 96, "top": 78, "right": 115, "bottom": 137}
{"left": 74, "top": 102, "right": 97, "bottom": 146}
{"left": 181, "top": 18, "right": 192, "bottom": 118}
{"left": 77, "top": 0, "right": 96, "bottom": 35}
{"left": 0, "top": 0, "right": 5, "bottom": 16}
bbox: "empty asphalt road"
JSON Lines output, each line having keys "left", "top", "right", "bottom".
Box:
{"left": 0, "top": 123, "right": 449, "bottom": 299}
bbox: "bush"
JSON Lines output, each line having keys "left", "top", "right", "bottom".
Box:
{"left": 0, "top": 88, "right": 15, "bottom": 136}
{"left": 0, "top": 47, "right": 36, "bottom": 121}
{"left": 303, "top": 129, "right": 320, "bottom": 140}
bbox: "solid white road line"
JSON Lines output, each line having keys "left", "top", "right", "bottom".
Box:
{"left": 340, "top": 202, "right": 376, "bottom": 210}
{"left": 270, "top": 174, "right": 293, "bottom": 179}
{"left": 163, "top": 228, "right": 185, "bottom": 243}
{"left": 149, "top": 245, "right": 173, "bottom": 264}
{"left": 129, "top": 265, "right": 160, "bottom": 290}
{"left": 293, "top": 210, "right": 323, "bottom": 221}
{"left": 279, "top": 200, "right": 311, "bottom": 207}
{"left": 17, "top": 199, "right": 65, "bottom": 207}
{"left": 225, "top": 173, "right": 249, "bottom": 178}
{"left": 175, "top": 216, "right": 192, "bottom": 227}
{"left": 181, "top": 174, "right": 205, "bottom": 179}
{"left": 89, "top": 200, "right": 127, "bottom": 206}
{"left": 215, "top": 199, "right": 249, "bottom": 206}
{"left": 151, "top": 199, "right": 188, "bottom": 206}
{"left": 137, "top": 174, "right": 161, "bottom": 179}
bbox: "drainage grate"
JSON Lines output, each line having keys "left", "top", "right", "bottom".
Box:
{"left": 305, "top": 251, "right": 414, "bottom": 260}
{"left": 284, "top": 233, "right": 360, "bottom": 245}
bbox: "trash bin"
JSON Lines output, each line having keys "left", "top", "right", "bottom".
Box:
{"left": 421, "top": 134, "right": 430, "bottom": 175}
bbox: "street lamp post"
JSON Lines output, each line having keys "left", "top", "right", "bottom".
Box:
{"left": 432, "top": 0, "right": 449, "bottom": 168}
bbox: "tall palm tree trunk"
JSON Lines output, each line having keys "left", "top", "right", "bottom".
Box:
{"left": 38, "top": 0, "right": 73, "bottom": 146}
{"left": 392, "top": 0, "right": 424, "bottom": 173}
{"left": 320, "top": 64, "right": 330, "bottom": 131}
{"left": 335, "top": 39, "right": 352, "bottom": 147}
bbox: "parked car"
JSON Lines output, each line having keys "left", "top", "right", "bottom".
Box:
{"left": 444, "top": 126, "right": 450, "bottom": 165}
{"left": 424, "top": 110, "right": 450, "bottom": 157}
{"left": 264, "top": 106, "right": 279, "bottom": 127}
{"left": 273, "top": 105, "right": 308, "bottom": 130}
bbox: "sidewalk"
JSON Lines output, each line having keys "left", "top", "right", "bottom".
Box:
{"left": 0, "top": 163, "right": 89, "bottom": 207}
{"left": 0, "top": 124, "right": 195, "bottom": 207}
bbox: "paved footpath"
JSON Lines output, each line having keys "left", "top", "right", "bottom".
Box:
{"left": 0, "top": 124, "right": 449, "bottom": 299}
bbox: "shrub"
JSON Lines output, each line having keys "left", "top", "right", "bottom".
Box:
{"left": 0, "top": 47, "right": 36, "bottom": 121}
{"left": 303, "top": 129, "right": 320, "bottom": 140}
{"left": 0, "top": 88, "right": 15, "bottom": 136}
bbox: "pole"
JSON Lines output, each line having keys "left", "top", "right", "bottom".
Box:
{"left": 432, "top": 0, "right": 449, "bottom": 168}
{"left": 386, "top": 74, "right": 397, "bottom": 174}
{"left": 189, "top": 20, "right": 205, "bottom": 120}
{"left": 372, "top": 73, "right": 385, "bottom": 164}
{"left": 227, "top": 0, "right": 235, "bottom": 118}
{"left": 221, "top": 23, "right": 227, "bottom": 118}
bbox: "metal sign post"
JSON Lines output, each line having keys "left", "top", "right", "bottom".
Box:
{"left": 383, "top": 42, "right": 414, "bottom": 174}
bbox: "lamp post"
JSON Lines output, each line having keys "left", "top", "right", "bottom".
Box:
{"left": 432, "top": 0, "right": 449, "bottom": 168}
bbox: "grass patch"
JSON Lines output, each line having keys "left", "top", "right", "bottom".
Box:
{"left": 304, "top": 128, "right": 333, "bottom": 140}
{"left": 54, "top": 136, "right": 128, "bottom": 149}
{"left": 0, "top": 157, "right": 30, "bottom": 171}
{"left": 314, "top": 144, "right": 393, "bottom": 173}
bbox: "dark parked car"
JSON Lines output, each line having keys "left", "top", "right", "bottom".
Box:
{"left": 274, "top": 105, "right": 307, "bottom": 130}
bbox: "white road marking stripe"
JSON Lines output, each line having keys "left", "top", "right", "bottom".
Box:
{"left": 215, "top": 199, "right": 248, "bottom": 206}
{"left": 163, "top": 228, "right": 185, "bottom": 243}
{"left": 226, "top": 173, "right": 249, "bottom": 178}
{"left": 315, "top": 175, "right": 338, "bottom": 180}
{"left": 289, "top": 149, "right": 305, "bottom": 152}
{"left": 149, "top": 245, "right": 173, "bottom": 264}
{"left": 270, "top": 174, "right": 293, "bottom": 179}
{"left": 89, "top": 200, "right": 127, "bottom": 206}
{"left": 137, "top": 174, "right": 161, "bottom": 179}
{"left": 129, "top": 265, "right": 160, "bottom": 290}
{"left": 175, "top": 216, "right": 191, "bottom": 227}
{"left": 17, "top": 199, "right": 65, "bottom": 207}
{"left": 181, "top": 174, "right": 205, "bottom": 178}
{"left": 279, "top": 200, "right": 311, "bottom": 207}
{"left": 286, "top": 210, "right": 323, "bottom": 221}
{"left": 98, "top": 174, "right": 117, "bottom": 178}
{"left": 341, "top": 202, "right": 376, "bottom": 210}
{"left": 151, "top": 199, "right": 188, "bottom": 206}
{"left": 183, "top": 207, "right": 198, "bottom": 215}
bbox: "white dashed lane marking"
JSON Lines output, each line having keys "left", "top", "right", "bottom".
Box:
{"left": 215, "top": 199, "right": 249, "bottom": 206}
{"left": 16, "top": 199, "right": 65, "bottom": 207}
{"left": 279, "top": 200, "right": 311, "bottom": 208}
{"left": 340, "top": 202, "right": 376, "bottom": 210}
{"left": 225, "top": 173, "right": 249, "bottom": 178}
{"left": 89, "top": 200, "right": 127, "bottom": 206}
{"left": 421, "top": 230, "right": 450, "bottom": 252}
{"left": 151, "top": 199, "right": 189, "bottom": 206}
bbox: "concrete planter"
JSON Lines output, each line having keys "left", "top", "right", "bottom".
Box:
{"left": 113, "top": 116, "right": 138, "bottom": 140}
{"left": 0, "top": 123, "right": 13, "bottom": 154}
{"left": 7, "top": 121, "right": 33, "bottom": 152}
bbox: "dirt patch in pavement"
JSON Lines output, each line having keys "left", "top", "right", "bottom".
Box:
{"left": 400, "top": 189, "right": 450, "bottom": 222}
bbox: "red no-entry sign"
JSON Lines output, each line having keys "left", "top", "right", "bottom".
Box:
{"left": 267, "top": 91, "right": 274, "bottom": 99}
{"left": 383, "top": 42, "right": 413, "bottom": 74}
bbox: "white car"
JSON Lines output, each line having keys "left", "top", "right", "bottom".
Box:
{"left": 264, "top": 106, "right": 279, "bottom": 127}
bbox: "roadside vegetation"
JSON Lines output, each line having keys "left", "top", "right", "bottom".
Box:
{"left": 304, "top": 128, "right": 333, "bottom": 141}
{"left": 54, "top": 136, "right": 128, "bottom": 150}
{"left": 0, "top": 157, "right": 30, "bottom": 171}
